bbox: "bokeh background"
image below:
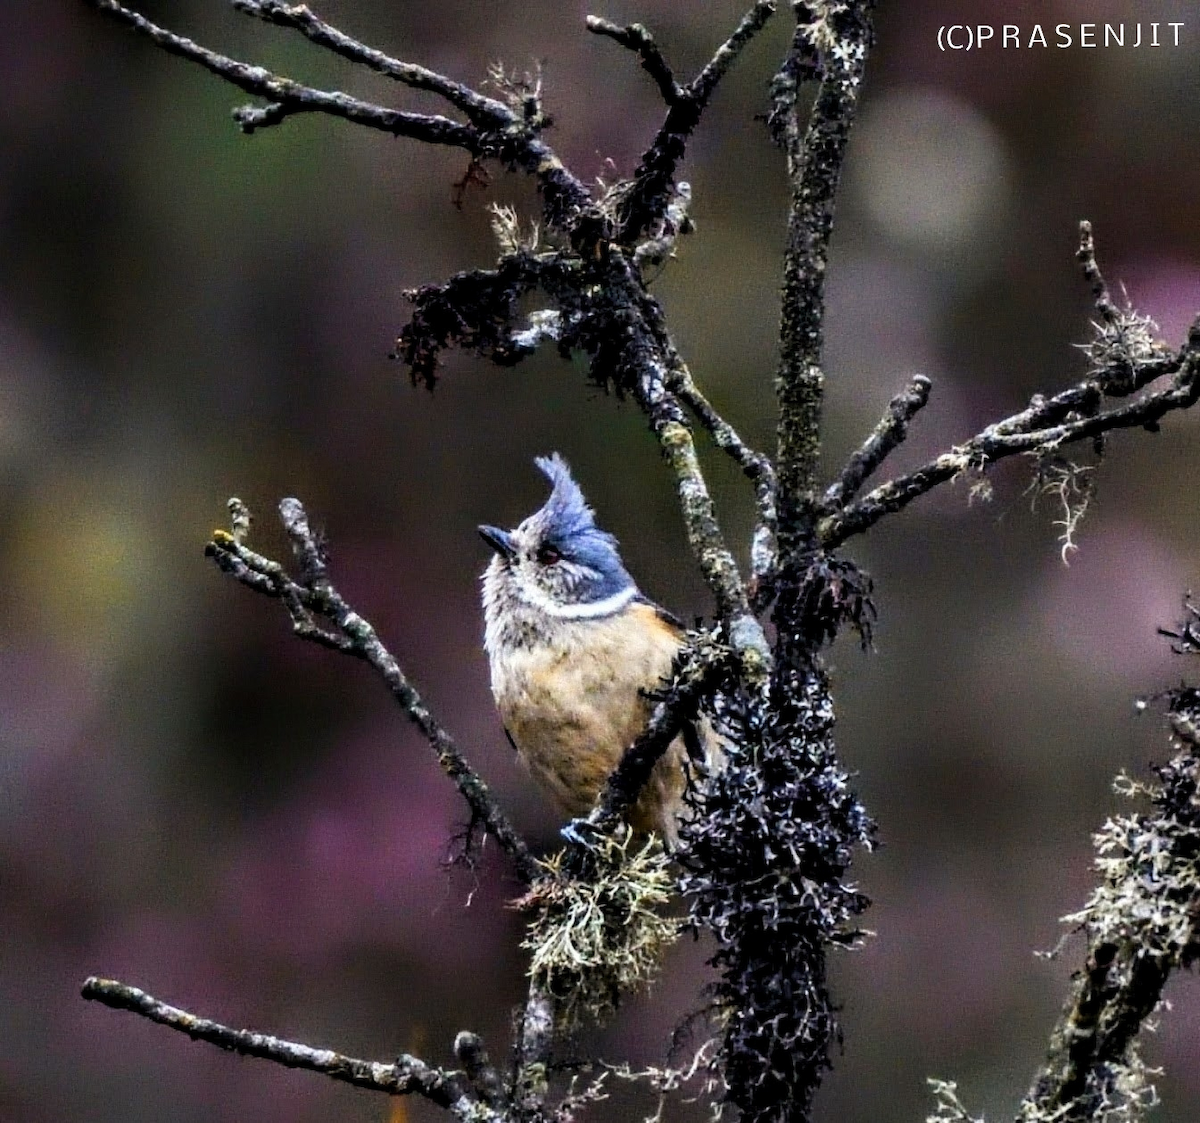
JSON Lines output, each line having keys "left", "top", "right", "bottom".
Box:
{"left": 2, "top": 1, "right": 1199, "bottom": 1120}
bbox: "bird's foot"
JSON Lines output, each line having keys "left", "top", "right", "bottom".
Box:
{"left": 560, "top": 816, "right": 604, "bottom": 850}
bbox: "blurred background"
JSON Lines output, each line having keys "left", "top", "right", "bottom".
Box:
{"left": 2, "top": 0, "right": 1199, "bottom": 1120}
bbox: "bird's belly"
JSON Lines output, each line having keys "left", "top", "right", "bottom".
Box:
{"left": 498, "top": 659, "right": 652, "bottom": 816}
{"left": 490, "top": 617, "right": 680, "bottom": 820}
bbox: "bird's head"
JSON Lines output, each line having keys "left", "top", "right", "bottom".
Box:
{"left": 479, "top": 454, "right": 636, "bottom": 622}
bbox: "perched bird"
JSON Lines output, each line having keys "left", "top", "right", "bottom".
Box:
{"left": 480, "top": 454, "right": 709, "bottom": 847}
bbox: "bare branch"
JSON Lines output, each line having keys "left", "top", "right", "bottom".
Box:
{"left": 821, "top": 374, "right": 932, "bottom": 512}
{"left": 232, "top": 0, "right": 512, "bottom": 127}
{"left": 1077, "top": 218, "right": 1121, "bottom": 329}
{"left": 83, "top": 0, "right": 481, "bottom": 145}
{"left": 81, "top": 978, "right": 480, "bottom": 1115}
{"left": 205, "top": 500, "right": 539, "bottom": 884}
{"left": 586, "top": 17, "right": 681, "bottom": 104}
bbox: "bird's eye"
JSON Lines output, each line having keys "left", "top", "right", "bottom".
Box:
{"left": 536, "top": 544, "right": 562, "bottom": 566}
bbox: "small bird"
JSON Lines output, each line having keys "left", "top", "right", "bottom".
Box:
{"left": 480, "top": 454, "right": 709, "bottom": 848}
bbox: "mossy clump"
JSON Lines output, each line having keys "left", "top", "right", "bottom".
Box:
{"left": 515, "top": 832, "right": 681, "bottom": 1030}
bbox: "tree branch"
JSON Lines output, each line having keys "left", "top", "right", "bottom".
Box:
{"left": 81, "top": 978, "right": 481, "bottom": 1115}
{"left": 819, "top": 223, "right": 1200, "bottom": 548}
{"left": 614, "top": 261, "right": 772, "bottom": 675}
{"left": 598, "top": 1, "right": 778, "bottom": 245}
{"left": 1025, "top": 644, "right": 1200, "bottom": 1120}
{"left": 585, "top": 17, "right": 681, "bottom": 105}
{"left": 231, "top": 0, "right": 513, "bottom": 127}
{"left": 820, "top": 322, "right": 1200, "bottom": 549}
{"left": 927, "top": 614, "right": 1200, "bottom": 1123}
{"left": 821, "top": 374, "right": 931, "bottom": 512}
{"left": 80, "top": 0, "right": 595, "bottom": 228}
{"left": 83, "top": 0, "right": 481, "bottom": 144}
{"left": 772, "top": 2, "right": 874, "bottom": 556}
{"left": 205, "top": 498, "right": 539, "bottom": 884}
{"left": 665, "top": 361, "right": 779, "bottom": 600}
{"left": 594, "top": 633, "right": 736, "bottom": 829}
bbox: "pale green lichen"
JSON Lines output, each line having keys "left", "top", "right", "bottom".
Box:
{"left": 1063, "top": 767, "right": 1200, "bottom": 970}
{"left": 515, "top": 832, "right": 681, "bottom": 1030}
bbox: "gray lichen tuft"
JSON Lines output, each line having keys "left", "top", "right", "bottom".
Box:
{"left": 515, "top": 832, "right": 680, "bottom": 1031}
{"left": 925, "top": 1079, "right": 985, "bottom": 1123}
{"left": 1020, "top": 668, "right": 1200, "bottom": 1123}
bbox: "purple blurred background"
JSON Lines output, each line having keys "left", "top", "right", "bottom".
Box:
{"left": 2, "top": 1, "right": 1199, "bottom": 1120}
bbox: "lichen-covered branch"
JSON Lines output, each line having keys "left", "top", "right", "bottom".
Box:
{"left": 81, "top": 978, "right": 479, "bottom": 1115}
{"left": 819, "top": 225, "right": 1200, "bottom": 549}
{"left": 230, "top": 0, "right": 513, "bottom": 128}
{"left": 772, "top": 1, "right": 874, "bottom": 555}
{"left": 205, "top": 498, "right": 538, "bottom": 885}
{"left": 620, "top": 289, "right": 768, "bottom": 670}
{"left": 926, "top": 609, "right": 1200, "bottom": 1123}
{"left": 1020, "top": 669, "right": 1200, "bottom": 1123}
{"left": 820, "top": 318, "right": 1200, "bottom": 549}
{"left": 821, "top": 374, "right": 932, "bottom": 512}
{"left": 83, "top": 0, "right": 480, "bottom": 144}
{"left": 681, "top": 661, "right": 875, "bottom": 1123}
{"left": 585, "top": 16, "right": 681, "bottom": 105}
{"left": 660, "top": 354, "right": 780, "bottom": 603}
{"left": 591, "top": 1, "right": 778, "bottom": 245}
{"left": 81, "top": 0, "right": 594, "bottom": 229}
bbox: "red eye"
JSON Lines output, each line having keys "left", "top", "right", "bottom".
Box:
{"left": 536, "top": 544, "right": 562, "bottom": 566}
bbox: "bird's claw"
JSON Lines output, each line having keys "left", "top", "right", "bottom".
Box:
{"left": 560, "top": 817, "right": 603, "bottom": 850}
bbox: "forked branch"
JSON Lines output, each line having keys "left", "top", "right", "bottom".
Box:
{"left": 819, "top": 225, "right": 1200, "bottom": 549}
{"left": 205, "top": 497, "right": 539, "bottom": 884}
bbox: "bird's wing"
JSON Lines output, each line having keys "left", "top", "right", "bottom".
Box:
{"left": 634, "top": 594, "right": 686, "bottom": 635}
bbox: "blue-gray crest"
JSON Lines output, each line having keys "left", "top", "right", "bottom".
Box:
{"left": 479, "top": 453, "right": 636, "bottom": 615}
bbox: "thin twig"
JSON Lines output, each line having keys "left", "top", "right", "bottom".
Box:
{"left": 821, "top": 374, "right": 931, "bottom": 512}
{"left": 83, "top": 0, "right": 480, "bottom": 145}
{"left": 663, "top": 361, "right": 778, "bottom": 595}
{"left": 206, "top": 500, "right": 539, "bottom": 884}
{"left": 1077, "top": 219, "right": 1121, "bottom": 328}
{"left": 605, "top": 1, "right": 777, "bottom": 244}
{"left": 586, "top": 17, "right": 681, "bottom": 104}
{"left": 689, "top": 0, "right": 778, "bottom": 105}
{"left": 81, "top": 978, "right": 481, "bottom": 1115}
{"left": 81, "top": 0, "right": 595, "bottom": 229}
{"left": 232, "top": 0, "right": 512, "bottom": 126}
{"left": 617, "top": 262, "right": 772, "bottom": 677}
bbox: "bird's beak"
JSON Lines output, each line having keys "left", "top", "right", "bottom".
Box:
{"left": 478, "top": 525, "right": 518, "bottom": 561}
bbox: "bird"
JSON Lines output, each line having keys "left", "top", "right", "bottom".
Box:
{"left": 479, "top": 454, "right": 712, "bottom": 848}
